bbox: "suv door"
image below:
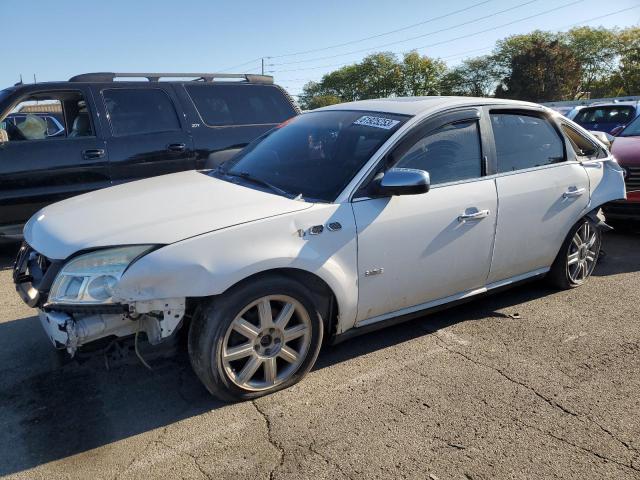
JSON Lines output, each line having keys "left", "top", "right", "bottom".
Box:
{"left": 95, "top": 86, "right": 196, "bottom": 184}
{"left": 353, "top": 109, "right": 498, "bottom": 324}
{"left": 0, "top": 87, "right": 110, "bottom": 235}
{"left": 485, "top": 108, "right": 590, "bottom": 283}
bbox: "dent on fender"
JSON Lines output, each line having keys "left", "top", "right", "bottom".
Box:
{"left": 114, "top": 203, "right": 360, "bottom": 332}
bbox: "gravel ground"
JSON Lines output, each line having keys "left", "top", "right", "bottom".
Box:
{"left": 0, "top": 230, "right": 638, "bottom": 480}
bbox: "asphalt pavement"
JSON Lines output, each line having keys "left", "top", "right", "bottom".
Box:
{"left": 0, "top": 230, "right": 638, "bottom": 479}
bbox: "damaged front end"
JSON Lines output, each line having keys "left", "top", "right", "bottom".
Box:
{"left": 14, "top": 242, "right": 186, "bottom": 356}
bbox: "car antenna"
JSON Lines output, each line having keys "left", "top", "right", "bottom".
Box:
{"left": 14, "top": 74, "right": 23, "bottom": 86}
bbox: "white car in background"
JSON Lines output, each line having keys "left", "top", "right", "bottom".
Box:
{"left": 14, "top": 97, "right": 626, "bottom": 401}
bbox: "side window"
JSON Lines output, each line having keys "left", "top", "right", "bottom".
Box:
{"left": 0, "top": 91, "right": 92, "bottom": 142}
{"left": 394, "top": 120, "right": 482, "bottom": 185}
{"left": 561, "top": 125, "right": 607, "bottom": 159}
{"left": 103, "top": 89, "right": 181, "bottom": 137}
{"left": 490, "top": 112, "right": 565, "bottom": 173}
{"left": 185, "top": 84, "right": 296, "bottom": 127}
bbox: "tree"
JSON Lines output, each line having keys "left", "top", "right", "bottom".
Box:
{"left": 566, "top": 27, "right": 618, "bottom": 98}
{"left": 399, "top": 51, "right": 447, "bottom": 96}
{"left": 441, "top": 56, "right": 497, "bottom": 97}
{"left": 608, "top": 27, "right": 640, "bottom": 96}
{"left": 493, "top": 32, "right": 582, "bottom": 101}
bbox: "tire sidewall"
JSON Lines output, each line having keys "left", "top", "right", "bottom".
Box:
{"left": 189, "top": 275, "right": 323, "bottom": 401}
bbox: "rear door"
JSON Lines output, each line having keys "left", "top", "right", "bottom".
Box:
{"left": 486, "top": 108, "right": 590, "bottom": 283}
{"left": 0, "top": 86, "right": 110, "bottom": 232}
{"left": 95, "top": 86, "right": 196, "bottom": 184}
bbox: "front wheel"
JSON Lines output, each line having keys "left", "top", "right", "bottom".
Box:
{"left": 188, "top": 275, "right": 324, "bottom": 401}
{"left": 547, "top": 217, "right": 602, "bottom": 289}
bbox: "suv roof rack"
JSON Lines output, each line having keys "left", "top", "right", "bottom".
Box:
{"left": 68, "top": 72, "right": 274, "bottom": 84}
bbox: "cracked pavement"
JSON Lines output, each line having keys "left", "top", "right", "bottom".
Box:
{"left": 0, "top": 230, "right": 639, "bottom": 479}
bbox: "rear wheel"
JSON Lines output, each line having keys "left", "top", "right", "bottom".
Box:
{"left": 188, "top": 275, "right": 323, "bottom": 401}
{"left": 547, "top": 217, "right": 602, "bottom": 289}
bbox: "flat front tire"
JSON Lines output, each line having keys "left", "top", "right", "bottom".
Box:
{"left": 188, "top": 275, "right": 323, "bottom": 401}
{"left": 547, "top": 217, "right": 602, "bottom": 289}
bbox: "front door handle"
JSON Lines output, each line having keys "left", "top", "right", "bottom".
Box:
{"left": 167, "top": 143, "right": 186, "bottom": 152}
{"left": 82, "top": 149, "right": 105, "bottom": 159}
{"left": 458, "top": 209, "right": 490, "bottom": 223}
{"left": 563, "top": 187, "right": 586, "bottom": 199}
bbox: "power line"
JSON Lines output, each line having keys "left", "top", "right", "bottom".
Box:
{"left": 273, "top": 4, "right": 639, "bottom": 87}
{"left": 269, "top": 0, "right": 539, "bottom": 67}
{"left": 218, "top": 57, "right": 263, "bottom": 73}
{"left": 271, "top": 0, "right": 582, "bottom": 73}
{"left": 219, "top": 0, "right": 495, "bottom": 71}
{"left": 268, "top": 0, "right": 495, "bottom": 59}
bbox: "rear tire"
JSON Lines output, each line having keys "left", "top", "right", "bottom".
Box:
{"left": 188, "top": 275, "right": 324, "bottom": 401}
{"left": 547, "top": 217, "right": 602, "bottom": 289}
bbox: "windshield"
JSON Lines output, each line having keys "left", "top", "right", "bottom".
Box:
{"left": 574, "top": 106, "right": 636, "bottom": 125}
{"left": 214, "top": 110, "right": 409, "bottom": 202}
{"left": 619, "top": 115, "right": 640, "bottom": 137}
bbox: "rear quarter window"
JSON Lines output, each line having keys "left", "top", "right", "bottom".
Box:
{"left": 185, "top": 84, "right": 296, "bottom": 127}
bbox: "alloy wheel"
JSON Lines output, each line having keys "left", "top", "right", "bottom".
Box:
{"left": 220, "top": 295, "right": 312, "bottom": 391}
{"left": 566, "top": 221, "right": 599, "bottom": 284}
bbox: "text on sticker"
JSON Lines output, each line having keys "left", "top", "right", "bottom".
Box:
{"left": 353, "top": 116, "right": 400, "bottom": 130}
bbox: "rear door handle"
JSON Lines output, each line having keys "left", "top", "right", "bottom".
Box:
{"left": 167, "top": 143, "right": 186, "bottom": 152}
{"left": 82, "top": 149, "right": 105, "bottom": 160}
{"left": 563, "top": 187, "right": 586, "bottom": 199}
{"left": 458, "top": 209, "right": 490, "bottom": 222}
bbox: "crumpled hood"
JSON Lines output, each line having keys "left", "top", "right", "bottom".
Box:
{"left": 612, "top": 136, "right": 640, "bottom": 166}
{"left": 25, "top": 170, "right": 312, "bottom": 260}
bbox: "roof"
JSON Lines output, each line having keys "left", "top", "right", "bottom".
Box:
{"left": 316, "top": 96, "right": 543, "bottom": 116}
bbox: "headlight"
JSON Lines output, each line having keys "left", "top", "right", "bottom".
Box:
{"left": 48, "top": 245, "right": 155, "bottom": 305}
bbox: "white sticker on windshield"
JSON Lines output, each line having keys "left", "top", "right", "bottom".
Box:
{"left": 353, "top": 115, "right": 400, "bottom": 130}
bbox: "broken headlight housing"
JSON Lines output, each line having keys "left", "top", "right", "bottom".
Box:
{"left": 48, "top": 245, "right": 155, "bottom": 305}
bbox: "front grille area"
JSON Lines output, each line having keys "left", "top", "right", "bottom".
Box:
{"left": 625, "top": 166, "right": 640, "bottom": 193}
{"left": 13, "top": 243, "right": 61, "bottom": 308}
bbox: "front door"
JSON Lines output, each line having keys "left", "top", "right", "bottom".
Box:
{"left": 95, "top": 86, "right": 195, "bottom": 184}
{"left": 0, "top": 87, "right": 110, "bottom": 233}
{"left": 485, "top": 109, "right": 590, "bottom": 283}
{"left": 353, "top": 110, "right": 497, "bottom": 324}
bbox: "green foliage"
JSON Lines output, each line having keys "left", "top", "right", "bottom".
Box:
{"left": 493, "top": 33, "right": 582, "bottom": 101}
{"left": 298, "top": 26, "right": 640, "bottom": 109}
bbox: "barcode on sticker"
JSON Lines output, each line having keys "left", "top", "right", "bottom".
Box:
{"left": 353, "top": 116, "right": 400, "bottom": 130}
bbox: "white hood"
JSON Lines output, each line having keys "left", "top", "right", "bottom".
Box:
{"left": 25, "top": 170, "right": 312, "bottom": 259}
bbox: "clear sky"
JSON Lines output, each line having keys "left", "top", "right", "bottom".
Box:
{"left": 4, "top": 0, "right": 639, "bottom": 98}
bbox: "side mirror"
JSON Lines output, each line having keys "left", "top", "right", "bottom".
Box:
{"left": 610, "top": 126, "right": 624, "bottom": 137}
{"left": 374, "top": 168, "right": 430, "bottom": 196}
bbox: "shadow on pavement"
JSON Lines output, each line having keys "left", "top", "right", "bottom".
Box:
{"left": 593, "top": 230, "right": 640, "bottom": 277}
{"left": 0, "top": 281, "right": 553, "bottom": 476}
{"left": 0, "top": 229, "right": 636, "bottom": 475}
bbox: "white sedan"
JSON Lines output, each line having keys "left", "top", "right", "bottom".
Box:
{"left": 14, "top": 97, "right": 626, "bottom": 401}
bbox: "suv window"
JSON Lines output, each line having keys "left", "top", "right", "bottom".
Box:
{"left": 573, "top": 106, "right": 635, "bottom": 125}
{"left": 103, "top": 88, "right": 181, "bottom": 136}
{"left": 186, "top": 84, "right": 296, "bottom": 127}
{"left": 490, "top": 113, "right": 565, "bottom": 173}
{"left": 561, "top": 125, "right": 607, "bottom": 159}
{"left": 394, "top": 120, "right": 482, "bottom": 185}
{"left": 0, "top": 90, "right": 92, "bottom": 141}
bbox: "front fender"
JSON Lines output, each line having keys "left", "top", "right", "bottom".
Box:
{"left": 114, "top": 203, "right": 359, "bottom": 333}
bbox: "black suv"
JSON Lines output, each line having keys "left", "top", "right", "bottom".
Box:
{"left": 0, "top": 72, "right": 299, "bottom": 239}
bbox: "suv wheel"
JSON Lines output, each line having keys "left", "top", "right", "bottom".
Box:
{"left": 188, "top": 275, "right": 323, "bottom": 401}
{"left": 547, "top": 217, "right": 602, "bottom": 289}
